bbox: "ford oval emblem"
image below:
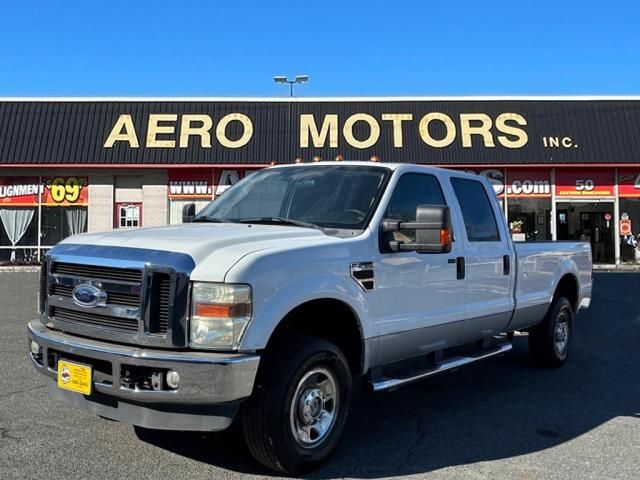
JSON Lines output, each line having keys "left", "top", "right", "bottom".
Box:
{"left": 72, "top": 284, "right": 106, "bottom": 308}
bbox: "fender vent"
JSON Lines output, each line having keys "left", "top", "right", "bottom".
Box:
{"left": 351, "top": 262, "right": 375, "bottom": 291}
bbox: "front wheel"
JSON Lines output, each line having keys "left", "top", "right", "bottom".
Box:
{"left": 241, "top": 335, "right": 352, "bottom": 474}
{"left": 529, "top": 296, "right": 574, "bottom": 367}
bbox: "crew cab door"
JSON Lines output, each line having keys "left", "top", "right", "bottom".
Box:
{"left": 448, "top": 176, "right": 515, "bottom": 342}
{"left": 371, "top": 172, "right": 467, "bottom": 365}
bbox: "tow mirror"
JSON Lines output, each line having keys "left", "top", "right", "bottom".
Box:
{"left": 381, "top": 205, "right": 452, "bottom": 253}
{"left": 182, "top": 203, "right": 196, "bottom": 223}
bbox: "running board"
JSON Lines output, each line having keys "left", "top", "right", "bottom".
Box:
{"left": 370, "top": 342, "right": 513, "bottom": 392}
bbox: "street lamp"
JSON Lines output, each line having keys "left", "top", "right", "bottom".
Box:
{"left": 274, "top": 75, "right": 309, "bottom": 97}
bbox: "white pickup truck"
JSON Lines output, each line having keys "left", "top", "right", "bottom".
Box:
{"left": 28, "top": 162, "right": 592, "bottom": 473}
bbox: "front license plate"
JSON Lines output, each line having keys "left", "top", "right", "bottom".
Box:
{"left": 57, "top": 360, "right": 92, "bottom": 395}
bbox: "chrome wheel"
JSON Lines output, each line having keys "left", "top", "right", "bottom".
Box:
{"left": 554, "top": 310, "right": 569, "bottom": 354}
{"left": 289, "top": 367, "right": 338, "bottom": 448}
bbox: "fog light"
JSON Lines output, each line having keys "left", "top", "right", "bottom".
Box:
{"left": 166, "top": 370, "right": 180, "bottom": 389}
{"left": 30, "top": 341, "right": 40, "bottom": 356}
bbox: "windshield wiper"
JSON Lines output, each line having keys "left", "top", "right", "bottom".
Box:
{"left": 191, "top": 217, "right": 227, "bottom": 223}
{"left": 237, "top": 217, "right": 323, "bottom": 230}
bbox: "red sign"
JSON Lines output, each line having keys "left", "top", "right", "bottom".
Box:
{"left": 0, "top": 176, "right": 88, "bottom": 206}
{"left": 168, "top": 170, "right": 213, "bottom": 199}
{"left": 620, "top": 218, "right": 632, "bottom": 236}
{"left": 505, "top": 169, "right": 551, "bottom": 198}
{"left": 555, "top": 169, "right": 614, "bottom": 197}
{"left": 617, "top": 169, "right": 640, "bottom": 197}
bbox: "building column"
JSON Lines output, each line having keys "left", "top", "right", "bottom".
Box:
{"left": 614, "top": 168, "right": 620, "bottom": 265}
{"left": 88, "top": 174, "right": 115, "bottom": 233}
{"left": 550, "top": 168, "right": 557, "bottom": 240}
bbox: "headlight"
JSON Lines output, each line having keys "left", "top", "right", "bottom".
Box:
{"left": 190, "top": 282, "right": 252, "bottom": 350}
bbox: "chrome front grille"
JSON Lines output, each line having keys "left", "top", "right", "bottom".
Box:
{"left": 51, "top": 283, "right": 141, "bottom": 308}
{"left": 47, "top": 260, "right": 144, "bottom": 335}
{"left": 41, "top": 244, "right": 194, "bottom": 348}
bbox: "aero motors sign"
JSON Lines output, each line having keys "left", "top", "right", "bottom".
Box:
{"left": 555, "top": 169, "right": 614, "bottom": 197}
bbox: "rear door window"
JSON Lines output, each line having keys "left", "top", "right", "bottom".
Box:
{"left": 450, "top": 177, "right": 500, "bottom": 241}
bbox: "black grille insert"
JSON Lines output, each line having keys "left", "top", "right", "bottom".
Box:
{"left": 51, "top": 306, "right": 138, "bottom": 333}
{"left": 52, "top": 262, "right": 142, "bottom": 283}
{"left": 149, "top": 273, "right": 171, "bottom": 334}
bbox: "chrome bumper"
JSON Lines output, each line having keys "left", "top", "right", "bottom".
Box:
{"left": 28, "top": 320, "right": 259, "bottom": 414}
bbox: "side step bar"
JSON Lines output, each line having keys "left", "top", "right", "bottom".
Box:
{"left": 371, "top": 342, "right": 513, "bottom": 392}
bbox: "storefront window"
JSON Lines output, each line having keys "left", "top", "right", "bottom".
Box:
{"left": 41, "top": 206, "right": 88, "bottom": 245}
{"left": 0, "top": 207, "right": 39, "bottom": 263}
{"left": 619, "top": 198, "right": 640, "bottom": 264}
{"left": 0, "top": 176, "right": 88, "bottom": 265}
{"left": 504, "top": 169, "right": 552, "bottom": 242}
{"left": 507, "top": 198, "right": 552, "bottom": 241}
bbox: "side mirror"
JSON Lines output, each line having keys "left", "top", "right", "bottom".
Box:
{"left": 382, "top": 205, "right": 452, "bottom": 253}
{"left": 182, "top": 203, "right": 196, "bottom": 223}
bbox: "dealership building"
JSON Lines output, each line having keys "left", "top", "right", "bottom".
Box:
{"left": 1, "top": 96, "right": 640, "bottom": 266}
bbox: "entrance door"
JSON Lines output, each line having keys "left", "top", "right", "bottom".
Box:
{"left": 556, "top": 202, "right": 614, "bottom": 264}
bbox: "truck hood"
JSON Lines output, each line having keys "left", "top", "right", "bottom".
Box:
{"left": 62, "top": 223, "right": 337, "bottom": 281}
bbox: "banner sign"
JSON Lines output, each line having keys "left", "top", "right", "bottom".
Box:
{"left": 0, "top": 176, "right": 88, "bottom": 206}
{"left": 168, "top": 170, "right": 213, "bottom": 199}
{"left": 617, "top": 169, "right": 640, "bottom": 197}
{"left": 555, "top": 169, "right": 614, "bottom": 197}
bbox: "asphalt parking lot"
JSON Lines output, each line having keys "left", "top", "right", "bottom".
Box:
{"left": 1, "top": 271, "right": 638, "bottom": 479}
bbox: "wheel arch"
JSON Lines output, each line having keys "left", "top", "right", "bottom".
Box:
{"left": 265, "top": 298, "right": 367, "bottom": 376}
{"left": 552, "top": 272, "right": 579, "bottom": 313}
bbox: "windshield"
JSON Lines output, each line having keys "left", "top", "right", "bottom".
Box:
{"left": 195, "top": 165, "right": 390, "bottom": 230}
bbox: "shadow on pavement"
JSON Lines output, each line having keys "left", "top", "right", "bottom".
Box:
{"left": 136, "top": 273, "right": 640, "bottom": 478}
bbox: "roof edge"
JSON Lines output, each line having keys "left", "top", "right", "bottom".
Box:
{"left": 2, "top": 95, "right": 640, "bottom": 102}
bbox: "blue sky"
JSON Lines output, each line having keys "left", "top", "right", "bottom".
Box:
{"left": 0, "top": 1, "right": 638, "bottom": 96}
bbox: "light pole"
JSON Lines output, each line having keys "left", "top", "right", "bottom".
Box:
{"left": 273, "top": 75, "right": 309, "bottom": 97}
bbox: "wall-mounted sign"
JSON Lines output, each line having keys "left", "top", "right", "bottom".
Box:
{"left": 620, "top": 218, "right": 632, "bottom": 236}
{"left": 8, "top": 100, "right": 631, "bottom": 167}
{"left": 505, "top": 169, "right": 551, "bottom": 197}
{"left": 0, "top": 176, "right": 88, "bottom": 206}
{"left": 617, "top": 169, "right": 640, "bottom": 197}
{"left": 555, "top": 169, "right": 614, "bottom": 197}
{"left": 168, "top": 170, "right": 213, "bottom": 199}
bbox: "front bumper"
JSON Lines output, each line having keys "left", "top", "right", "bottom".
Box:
{"left": 27, "top": 321, "right": 260, "bottom": 431}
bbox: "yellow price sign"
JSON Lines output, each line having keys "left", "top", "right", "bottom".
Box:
{"left": 45, "top": 176, "right": 89, "bottom": 205}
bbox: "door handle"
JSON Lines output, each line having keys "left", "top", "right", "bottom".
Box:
{"left": 456, "top": 257, "right": 465, "bottom": 280}
{"left": 503, "top": 255, "right": 510, "bottom": 275}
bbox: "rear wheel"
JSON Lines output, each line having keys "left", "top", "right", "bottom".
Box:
{"left": 529, "top": 296, "right": 573, "bottom": 367}
{"left": 241, "top": 334, "right": 352, "bottom": 474}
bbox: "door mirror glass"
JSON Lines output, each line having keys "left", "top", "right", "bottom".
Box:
{"left": 182, "top": 203, "right": 196, "bottom": 223}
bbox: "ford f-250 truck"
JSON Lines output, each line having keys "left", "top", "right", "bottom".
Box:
{"left": 28, "top": 162, "right": 592, "bottom": 473}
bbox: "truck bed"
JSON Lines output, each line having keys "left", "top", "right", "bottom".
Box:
{"left": 509, "top": 240, "right": 592, "bottom": 331}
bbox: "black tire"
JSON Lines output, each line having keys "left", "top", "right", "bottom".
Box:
{"left": 529, "top": 296, "right": 573, "bottom": 367}
{"left": 241, "top": 334, "right": 352, "bottom": 474}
